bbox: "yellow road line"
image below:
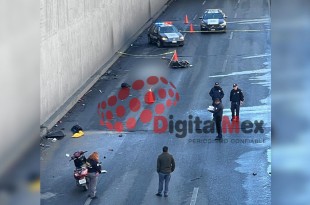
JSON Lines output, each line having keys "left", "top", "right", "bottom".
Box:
{"left": 117, "top": 50, "right": 175, "bottom": 57}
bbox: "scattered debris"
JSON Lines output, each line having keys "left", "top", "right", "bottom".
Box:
{"left": 54, "top": 124, "right": 58, "bottom": 127}
{"left": 108, "top": 149, "right": 114, "bottom": 151}
{"left": 71, "top": 125, "right": 84, "bottom": 138}
{"left": 99, "top": 89, "right": 103, "bottom": 93}
{"left": 268, "top": 172, "right": 271, "bottom": 175}
{"left": 119, "top": 134, "right": 122, "bottom": 137}
{"left": 45, "top": 130, "right": 65, "bottom": 139}
{"left": 121, "top": 83, "right": 131, "bottom": 88}
{"left": 40, "top": 143, "right": 50, "bottom": 147}
{"left": 252, "top": 172, "right": 257, "bottom": 176}
{"left": 190, "top": 177, "right": 201, "bottom": 181}
{"left": 82, "top": 103, "right": 85, "bottom": 106}
{"left": 103, "top": 156, "right": 106, "bottom": 159}
{"left": 51, "top": 138, "right": 57, "bottom": 142}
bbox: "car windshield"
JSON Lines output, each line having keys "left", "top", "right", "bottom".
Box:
{"left": 203, "top": 13, "right": 223, "bottom": 19}
{"left": 159, "top": 26, "right": 178, "bottom": 33}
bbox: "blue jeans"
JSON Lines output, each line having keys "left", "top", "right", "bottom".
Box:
{"left": 158, "top": 172, "right": 171, "bottom": 194}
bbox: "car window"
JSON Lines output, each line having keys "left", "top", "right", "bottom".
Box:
{"left": 203, "top": 13, "right": 223, "bottom": 19}
{"left": 159, "top": 26, "right": 178, "bottom": 33}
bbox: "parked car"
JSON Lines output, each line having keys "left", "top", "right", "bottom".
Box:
{"left": 148, "top": 22, "right": 184, "bottom": 47}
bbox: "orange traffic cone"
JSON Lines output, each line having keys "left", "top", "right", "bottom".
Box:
{"left": 184, "top": 15, "right": 189, "bottom": 24}
{"left": 172, "top": 50, "right": 179, "bottom": 61}
{"left": 190, "top": 23, "right": 194, "bottom": 33}
{"left": 145, "top": 89, "right": 155, "bottom": 104}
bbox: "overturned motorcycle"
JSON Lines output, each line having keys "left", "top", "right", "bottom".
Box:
{"left": 66, "top": 151, "right": 107, "bottom": 191}
{"left": 169, "top": 60, "right": 192, "bottom": 68}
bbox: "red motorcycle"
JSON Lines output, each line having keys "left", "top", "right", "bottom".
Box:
{"left": 67, "top": 151, "right": 89, "bottom": 191}
{"left": 66, "top": 151, "right": 107, "bottom": 191}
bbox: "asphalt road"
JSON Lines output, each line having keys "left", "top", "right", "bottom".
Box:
{"left": 41, "top": 0, "right": 271, "bottom": 204}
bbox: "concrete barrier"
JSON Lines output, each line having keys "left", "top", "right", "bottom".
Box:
{"left": 40, "top": 0, "right": 170, "bottom": 133}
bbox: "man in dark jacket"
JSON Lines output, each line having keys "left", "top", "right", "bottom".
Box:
{"left": 229, "top": 83, "right": 244, "bottom": 121}
{"left": 209, "top": 82, "right": 225, "bottom": 106}
{"left": 156, "top": 146, "right": 175, "bottom": 197}
{"left": 209, "top": 98, "right": 224, "bottom": 140}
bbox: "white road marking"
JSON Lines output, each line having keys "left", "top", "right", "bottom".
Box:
{"left": 229, "top": 31, "right": 234, "bottom": 40}
{"left": 242, "top": 54, "right": 271, "bottom": 59}
{"left": 202, "top": 0, "right": 206, "bottom": 5}
{"left": 209, "top": 68, "right": 270, "bottom": 78}
{"left": 84, "top": 198, "right": 92, "bottom": 205}
{"left": 228, "top": 18, "right": 270, "bottom": 24}
{"left": 234, "top": 12, "right": 238, "bottom": 18}
{"left": 190, "top": 187, "right": 199, "bottom": 205}
{"left": 193, "top": 14, "right": 198, "bottom": 20}
{"left": 222, "top": 59, "right": 228, "bottom": 72}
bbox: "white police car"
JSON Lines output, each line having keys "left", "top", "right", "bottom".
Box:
{"left": 148, "top": 22, "right": 184, "bottom": 47}
{"left": 200, "top": 9, "right": 227, "bottom": 32}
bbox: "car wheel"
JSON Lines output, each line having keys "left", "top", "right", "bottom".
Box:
{"left": 157, "top": 40, "right": 162, "bottom": 48}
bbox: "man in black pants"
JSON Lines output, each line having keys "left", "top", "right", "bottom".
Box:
{"left": 209, "top": 82, "right": 224, "bottom": 106}
{"left": 209, "top": 98, "right": 224, "bottom": 140}
{"left": 230, "top": 83, "right": 244, "bottom": 121}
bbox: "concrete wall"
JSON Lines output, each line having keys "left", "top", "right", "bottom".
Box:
{"left": 40, "top": 0, "right": 169, "bottom": 125}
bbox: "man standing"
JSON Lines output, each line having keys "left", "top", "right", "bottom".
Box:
{"left": 230, "top": 83, "right": 244, "bottom": 121}
{"left": 156, "top": 146, "right": 175, "bottom": 197}
{"left": 209, "top": 82, "right": 225, "bottom": 106}
{"left": 209, "top": 98, "right": 224, "bottom": 140}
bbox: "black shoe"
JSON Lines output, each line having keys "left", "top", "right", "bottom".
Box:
{"left": 156, "top": 193, "right": 162, "bottom": 197}
{"left": 215, "top": 136, "right": 223, "bottom": 140}
{"left": 164, "top": 194, "right": 168, "bottom": 197}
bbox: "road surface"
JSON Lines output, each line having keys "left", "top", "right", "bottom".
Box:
{"left": 41, "top": 0, "right": 271, "bottom": 204}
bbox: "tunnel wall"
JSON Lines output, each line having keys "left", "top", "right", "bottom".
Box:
{"left": 40, "top": 0, "right": 169, "bottom": 125}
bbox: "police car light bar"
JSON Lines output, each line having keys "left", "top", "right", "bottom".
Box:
{"left": 155, "top": 21, "right": 173, "bottom": 26}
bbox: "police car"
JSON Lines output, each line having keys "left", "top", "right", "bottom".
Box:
{"left": 200, "top": 9, "right": 227, "bottom": 32}
{"left": 148, "top": 22, "right": 184, "bottom": 47}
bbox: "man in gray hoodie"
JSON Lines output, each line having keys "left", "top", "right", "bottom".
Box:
{"left": 156, "top": 146, "right": 175, "bottom": 197}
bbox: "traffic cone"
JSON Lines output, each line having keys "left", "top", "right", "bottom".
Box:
{"left": 184, "top": 15, "right": 189, "bottom": 24}
{"left": 190, "top": 23, "right": 194, "bottom": 33}
{"left": 172, "top": 50, "right": 179, "bottom": 61}
{"left": 145, "top": 89, "right": 155, "bottom": 104}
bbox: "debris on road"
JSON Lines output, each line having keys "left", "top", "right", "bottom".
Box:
{"left": 45, "top": 130, "right": 65, "bottom": 140}
{"left": 51, "top": 138, "right": 57, "bottom": 142}
{"left": 119, "top": 134, "right": 123, "bottom": 137}
{"left": 71, "top": 125, "right": 84, "bottom": 138}
{"left": 252, "top": 172, "right": 257, "bottom": 176}
{"left": 108, "top": 149, "right": 114, "bottom": 151}
{"left": 190, "top": 176, "right": 202, "bottom": 181}
{"left": 121, "top": 83, "right": 131, "bottom": 88}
